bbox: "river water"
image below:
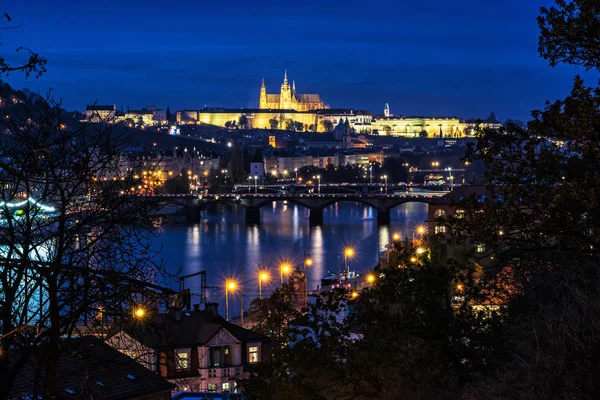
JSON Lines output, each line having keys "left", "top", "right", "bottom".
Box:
{"left": 152, "top": 201, "right": 428, "bottom": 315}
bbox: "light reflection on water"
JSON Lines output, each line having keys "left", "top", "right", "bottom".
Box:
{"left": 153, "top": 201, "right": 428, "bottom": 316}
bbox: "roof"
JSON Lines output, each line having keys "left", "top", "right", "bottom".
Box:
{"left": 118, "top": 309, "right": 268, "bottom": 349}
{"left": 9, "top": 336, "right": 174, "bottom": 400}
{"left": 295, "top": 94, "right": 322, "bottom": 103}
{"left": 85, "top": 105, "right": 116, "bottom": 111}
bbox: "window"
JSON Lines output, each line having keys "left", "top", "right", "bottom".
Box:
{"left": 434, "top": 225, "right": 447, "bottom": 234}
{"left": 222, "top": 382, "right": 230, "bottom": 392}
{"left": 476, "top": 243, "right": 486, "bottom": 253}
{"left": 434, "top": 209, "right": 446, "bottom": 219}
{"left": 455, "top": 209, "right": 465, "bottom": 219}
{"left": 248, "top": 346, "right": 259, "bottom": 363}
{"left": 207, "top": 383, "right": 217, "bottom": 392}
{"left": 175, "top": 349, "right": 191, "bottom": 372}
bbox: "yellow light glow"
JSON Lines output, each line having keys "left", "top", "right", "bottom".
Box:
{"left": 410, "top": 257, "right": 417, "bottom": 263}
{"left": 134, "top": 307, "right": 145, "bottom": 318}
{"left": 260, "top": 272, "right": 269, "bottom": 281}
{"left": 416, "top": 247, "right": 424, "bottom": 254}
{"left": 345, "top": 248, "right": 354, "bottom": 257}
{"left": 351, "top": 291, "right": 359, "bottom": 298}
{"left": 393, "top": 233, "right": 400, "bottom": 241}
{"left": 305, "top": 258, "right": 313, "bottom": 266}
{"left": 227, "top": 281, "right": 236, "bottom": 290}
{"left": 456, "top": 283, "right": 464, "bottom": 291}
{"left": 367, "top": 274, "right": 375, "bottom": 283}
{"left": 281, "top": 264, "right": 290, "bottom": 273}
{"left": 416, "top": 225, "right": 426, "bottom": 235}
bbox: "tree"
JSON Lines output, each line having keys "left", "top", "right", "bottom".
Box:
{"left": 0, "top": 96, "right": 174, "bottom": 398}
{"left": 239, "top": 114, "right": 249, "bottom": 129}
{"left": 382, "top": 125, "right": 392, "bottom": 135}
{"left": 166, "top": 106, "right": 172, "bottom": 123}
{"left": 0, "top": 14, "right": 47, "bottom": 78}
{"left": 450, "top": 2, "right": 600, "bottom": 397}
{"left": 227, "top": 148, "right": 247, "bottom": 184}
{"left": 319, "top": 119, "right": 333, "bottom": 133}
{"left": 269, "top": 117, "right": 279, "bottom": 130}
{"left": 538, "top": 0, "right": 600, "bottom": 70}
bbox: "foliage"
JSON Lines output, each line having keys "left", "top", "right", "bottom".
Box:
{"left": 538, "top": 0, "right": 600, "bottom": 70}
{"left": 320, "top": 119, "right": 334, "bottom": 133}
{"left": 0, "top": 14, "right": 47, "bottom": 78}
{"left": 227, "top": 148, "right": 248, "bottom": 183}
{"left": 0, "top": 95, "right": 174, "bottom": 398}
{"left": 269, "top": 117, "right": 279, "bottom": 130}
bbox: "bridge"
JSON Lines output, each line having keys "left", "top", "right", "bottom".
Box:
{"left": 231, "top": 182, "right": 433, "bottom": 195}
{"left": 150, "top": 189, "right": 450, "bottom": 225}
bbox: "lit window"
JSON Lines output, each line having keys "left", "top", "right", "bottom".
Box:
{"left": 434, "top": 225, "right": 447, "bottom": 234}
{"left": 176, "top": 349, "right": 191, "bottom": 371}
{"left": 248, "top": 346, "right": 259, "bottom": 363}
{"left": 476, "top": 243, "right": 486, "bottom": 253}
{"left": 207, "top": 383, "right": 217, "bottom": 392}
{"left": 455, "top": 209, "right": 465, "bottom": 219}
{"left": 434, "top": 209, "right": 446, "bottom": 219}
{"left": 222, "top": 382, "right": 230, "bottom": 392}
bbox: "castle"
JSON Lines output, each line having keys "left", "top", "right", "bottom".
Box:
{"left": 259, "top": 71, "right": 329, "bottom": 111}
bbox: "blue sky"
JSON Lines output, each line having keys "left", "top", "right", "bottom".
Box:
{"left": 2, "top": 0, "right": 598, "bottom": 121}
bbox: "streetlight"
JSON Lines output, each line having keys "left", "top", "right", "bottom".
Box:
{"left": 367, "top": 274, "right": 375, "bottom": 284}
{"left": 254, "top": 175, "right": 258, "bottom": 194}
{"left": 315, "top": 175, "right": 321, "bottom": 195}
{"left": 416, "top": 225, "right": 426, "bottom": 237}
{"left": 280, "top": 263, "right": 291, "bottom": 286}
{"left": 225, "top": 279, "right": 236, "bottom": 321}
{"left": 344, "top": 247, "right": 354, "bottom": 283}
{"left": 259, "top": 271, "right": 269, "bottom": 300}
{"left": 393, "top": 233, "right": 400, "bottom": 241}
{"left": 416, "top": 247, "right": 425, "bottom": 255}
{"left": 383, "top": 175, "right": 388, "bottom": 194}
{"left": 134, "top": 306, "right": 145, "bottom": 319}
{"left": 304, "top": 253, "right": 312, "bottom": 306}
{"left": 294, "top": 168, "right": 298, "bottom": 182}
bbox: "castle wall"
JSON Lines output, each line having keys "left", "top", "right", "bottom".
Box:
{"left": 371, "top": 117, "right": 466, "bottom": 138}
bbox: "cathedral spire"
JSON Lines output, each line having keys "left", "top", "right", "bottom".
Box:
{"left": 283, "top": 70, "right": 288, "bottom": 85}
{"left": 261, "top": 78, "right": 265, "bottom": 89}
{"left": 292, "top": 79, "right": 296, "bottom": 95}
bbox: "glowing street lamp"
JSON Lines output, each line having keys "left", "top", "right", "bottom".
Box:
{"left": 225, "top": 279, "right": 237, "bottom": 321}
{"left": 416, "top": 225, "right": 426, "bottom": 236}
{"left": 344, "top": 247, "right": 354, "bottom": 282}
{"left": 416, "top": 247, "right": 425, "bottom": 255}
{"left": 259, "top": 271, "right": 269, "bottom": 300}
{"left": 280, "top": 263, "right": 291, "bottom": 286}
{"left": 367, "top": 274, "right": 375, "bottom": 284}
{"left": 134, "top": 306, "right": 145, "bottom": 319}
{"left": 383, "top": 175, "right": 388, "bottom": 194}
{"left": 393, "top": 233, "right": 400, "bottom": 241}
{"left": 254, "top": 175, "right": 258, "bottom": 194}
{"left": 304, "top": 253, "right": 313, "bottom": 306}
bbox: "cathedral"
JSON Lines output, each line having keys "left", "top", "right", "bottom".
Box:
{"left": 259, "top": 71, "right": 329, "bottom": 111}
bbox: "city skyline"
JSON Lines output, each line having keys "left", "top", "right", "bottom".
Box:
{"left": 3, "top": 0, "right": 598, "bottom": 122}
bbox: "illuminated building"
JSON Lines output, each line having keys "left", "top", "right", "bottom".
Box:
{"left": 259, "top": 71, "right": 328, "bottom": 111}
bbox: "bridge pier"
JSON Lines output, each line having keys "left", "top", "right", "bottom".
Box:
{"left": 184, "top": 207, "right": 201, "bottom": 223}
{"left": 377, "top": 210, "right": 391, "bottom": 225}
{"left": 245, "top": 206, "right": 261, "bottom": 225}
{"left": 309, "top": 209, "right": 323, "bottom": 226}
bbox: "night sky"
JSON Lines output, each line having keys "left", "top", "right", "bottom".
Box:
{"left": 3, "top": 0, "right": 598, "bottom": 121}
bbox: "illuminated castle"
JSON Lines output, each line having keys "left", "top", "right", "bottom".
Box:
{"left": 259, "top": 71, "right": 329, "bottom": 111}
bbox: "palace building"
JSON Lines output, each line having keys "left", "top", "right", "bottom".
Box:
{"left": 259, "top": 71, "right": 329, "bottom": 111}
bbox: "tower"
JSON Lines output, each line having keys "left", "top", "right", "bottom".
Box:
{"left": 280, "top": 70, "right": 292, "bottom": 109}
{"left": 259, "top": 78, "right": 267, "bottom": 109}
{"left": 384, "top": 103, "right": 390, "bottom": 117}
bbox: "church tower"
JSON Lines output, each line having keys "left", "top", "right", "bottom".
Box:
{"left": 259, "top": 78, "right": 268, "bottom": 109}
{"left": 280, "top": 70, "right": 292, "bottom": 109}
{"left": 384, "top": 103, "right": 390, "bottom": 117}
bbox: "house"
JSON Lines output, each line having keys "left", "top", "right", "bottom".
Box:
{"left": 107, "top": 303, "right": 270, "bottom": 394}
{"left": 9, "top": 336, "right": 174, "bottom": 400}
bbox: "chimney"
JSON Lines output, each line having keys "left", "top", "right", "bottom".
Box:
{"left": 205, "top": 302, "right": 219, "bottom": 317}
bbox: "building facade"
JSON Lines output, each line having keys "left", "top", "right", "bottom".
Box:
{"left": 108, "top": 306, "right": 270, "bottom": 394}
{"left": 259, "top": 71, "right": 329, "bottom": 111}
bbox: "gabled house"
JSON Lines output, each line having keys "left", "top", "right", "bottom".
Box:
{"left": 9, "top": 336, "right": 174, "bottom": 400}
{"left": 107, "top": 303, "right": 270, "bottom": 394}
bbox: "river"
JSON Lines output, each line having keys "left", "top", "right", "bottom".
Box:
{"left": 152, "top": 201, "right": 428, "bottom": 316}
